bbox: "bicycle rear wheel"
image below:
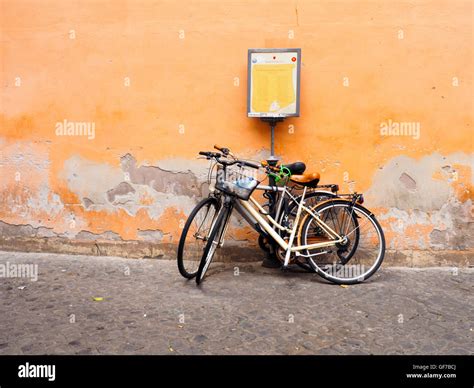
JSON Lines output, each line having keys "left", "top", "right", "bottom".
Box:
{"left": 177, "top": 197, "right": 220, "bottom": 279}
{"left": 300, "top": 199, "right": 385, "bottom": 284}
{"left": 276, "top": 191, "right": 337, "bottom": 271}
{"left": 196, "top": 203, "right": 232, "bottom": 284}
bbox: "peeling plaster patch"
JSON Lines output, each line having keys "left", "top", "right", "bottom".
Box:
{"left": 107, "top": 182, "right": 135, "bottom": 202}
{"left": 378, "top": 207, "right": 430, "bottom": 249}
{"left": 26, "top": 185, "right": 64, "bottom": 216}
{"left": 440, "top": 165, "right": 456, "bottom": 182}
{"left": 366, "top": 153, "right": 471, "bottom": 211}
{"left": 141, "top": 189, "right": 196, "bottom": 220}
{"left": 61, "top": 155, "right": 198, "bottom": 220}
{"left": 106, "top": 184, "right": 196, "bottom": 219}
{"left": 430, "top": 229, "right": 448, "bottom": 247}
{"left": 80, "top": 184, "right": 196, "bottom": 220}
{"left": 36, "top": 226, "right": 57, "bottom": 238}
{"left": 0, "top": 221, "right": 57, "bottom": 238}
{"left": 0, "top": 139, "right": 51, "bottom": 170}
{"left": 379, "top": 207, "right": 431, "bottom": 226}
{"left": 121, "top": 154, "right": 200, "bottom": 197}
{"left": 376, "top": 189, "right": 473, "bottom": 250}
{"left": 442, "top": 165, "right": 452, "bottom": 172}
{"left": 153, "top": 158, "right": 210, "bottom": 181}
{"left": 0, "top": 139, "right": 63, "bottom": 219}
{"left": 0, "top": 221, "right": 37, "bottom": 238}
{"left": 62, "top": 155, "right": 124, "bottom": 205}
{"left": 428, "top": 199, "right": 473, "bottom": 250}
{"left": 399, "top": 172, "right": 417, "bottom": 192}
{"left": 137, "top": 229, "right": 164, "bottom": 242}
{"left": 369, "top": 153, "right": 473, "bottom": 250}
{"left": 82, "top": 197, "right": 94, "bottom": 209}
{"left": 76, "top": 230, "right": 122, "bottom": 241}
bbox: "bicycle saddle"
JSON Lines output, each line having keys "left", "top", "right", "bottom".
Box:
{"left": 290, "top": 172, "right": 320, "bottom": 187}
{"left": 282, "top": 162, "right": 306, "bottom": 175}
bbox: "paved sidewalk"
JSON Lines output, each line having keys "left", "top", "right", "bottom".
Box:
{"left": 0, "top": 251, "right": 472, "bottom": 355}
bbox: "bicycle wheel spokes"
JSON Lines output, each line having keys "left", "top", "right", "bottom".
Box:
{"left": 192, "top": 206, "right": 214, "bottom": 240}
{"left": 177, "top": 198, "right": 219, "bottom": 279}
{"left": 301, "top": 200, "right": 385, "bottom": 284}
{"left": 283, "top": 192, "right": 336, "bottom": 272}
{"left": 196, "top": 204, "right": 231, "bottom": 284}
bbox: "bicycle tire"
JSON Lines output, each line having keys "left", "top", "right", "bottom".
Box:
{"left": 300, "top": 199, "right": 385, "bottom": 285}
{"left": 317, "top": 200, "right": 360, "bottom": 265}
{"left": 196, "top": 203, "right": 231, "bottom": 284}
{"left": 177, "top": 197, "right": 220, "bottom": 279}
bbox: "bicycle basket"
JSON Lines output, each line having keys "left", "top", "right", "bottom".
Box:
{"left": 215, "top": 165, "right": 259, "bottom": 200}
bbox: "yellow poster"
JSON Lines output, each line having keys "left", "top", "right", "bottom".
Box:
{"left": 252, "top": 64, "right": 296, "bottom": 113}
{"left": 248, "top": 49, "right": 300, "bottom": 117}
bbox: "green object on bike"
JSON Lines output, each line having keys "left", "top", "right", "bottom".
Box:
{"left": 269, "top": 166, "right": 292, "bottom": 183}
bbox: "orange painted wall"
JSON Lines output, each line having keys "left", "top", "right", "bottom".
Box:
{"left": 0, "top": 0, "right": 472, "bottom": 253}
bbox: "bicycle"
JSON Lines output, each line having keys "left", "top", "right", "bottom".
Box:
{"left": 177, "top": 146, "right": 385, "bottom": 285}
{"left": 177, "top": 146, "right": 338, "bottom": 277}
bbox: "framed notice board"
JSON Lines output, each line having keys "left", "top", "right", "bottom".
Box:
{"left": 247, "top": 48, "right": 301, "bottom": 118}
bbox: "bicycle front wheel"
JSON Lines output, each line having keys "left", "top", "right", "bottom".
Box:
{"left": 196, "top": 203, "right": 232, "bottom": 285}
{"left": 300, "top": 199, "right": 385, "bottom": 284}
{"left": 177, "top": 197, "right": 220, "bottom": 279}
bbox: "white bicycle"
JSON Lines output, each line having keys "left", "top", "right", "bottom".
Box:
{"left": 177, "top": 146, "right": 385, "bottom": 285}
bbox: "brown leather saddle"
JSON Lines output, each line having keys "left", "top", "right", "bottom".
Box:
{"left": 290, "top": 172, "right": 320, "bottom": 187}
{"left": 281, "top": 161, "right": 320, "bottom": 188}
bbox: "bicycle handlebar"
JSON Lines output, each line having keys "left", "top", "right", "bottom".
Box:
{"left": 200, "top": 145, "right": 295, "bottom": 175}
{"left": 213, "top": 144, "right": 233, "bottom": 157}
{"left": 238, "top": 160, "right": 260, "bottom": 169}
{"left": 199, "top": 147, "right": 291, "bottom": 177}
{"left": 199, "top": 150, "right": 260, "bottom": 170}
{"left": 199, "top": 151, "right": 221, "bottom": 158}
{"left": 201, "top": 148, "right": 292, "bottom": 182}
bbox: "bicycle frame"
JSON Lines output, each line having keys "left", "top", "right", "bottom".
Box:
{"left": 188, "top": 148, "right": 385, "bottom": 285}
{"left": 227, "top": 185, "right": 346, "bottom": 268}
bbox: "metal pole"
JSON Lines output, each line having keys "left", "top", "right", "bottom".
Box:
{"left": 264, "top": 118, "right": 280, "bottom": 219}
{"left": 270, "top": 122, "right": 275, "bottom": 157}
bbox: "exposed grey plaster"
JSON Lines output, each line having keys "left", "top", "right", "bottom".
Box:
{"left": 62, "top": 155, "right": 124, "bottom": 205}
{"left": 366, "top": 153, "right": 471, "bottom": 212}
{"left": 61, "top": 154, "right": 199, "bottom": 220}
{"left": 0, "top": 221, "right": 37, "bottom": 238}
{"left": 120, "top": 154, "right": 200, "bottom": 197}
{"left": 429, "top": 199, "right": 473, "bottom": 250}
{"left": 82, "top": 198, "right": 94, "bottom": 209}
{"left": 0, "top": 141, "right": 51, "bottom": 170}
{"left": 36, "top": 227, "right": 58, "bottom": 238}
{"left": 0, "top": 221, "right": 57, "bottom": 239}
{"left": 370, "top": 153, "right": 473, "bottom": 250}
{"left": 399, "top": 172, "right": 417, "bottom": 192}
{"left": 26, "top": 185, "right": 64, "bottom": 216}
{"left": 76, "top": 230, "right": 123, "bottom": 241}
{"left": 107, "top": 182, "right": 136, "bottom": 203}
{"left": 137, "top": 229, "right": 164, "bottom": 242}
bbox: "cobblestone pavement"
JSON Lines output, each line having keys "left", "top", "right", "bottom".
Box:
{"left": 0, "top": 251, "right": 472, "bottom": 355}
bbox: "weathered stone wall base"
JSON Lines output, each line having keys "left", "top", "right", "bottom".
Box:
{"left": 0, "top": 237, "right": 471, "bottom": 267}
